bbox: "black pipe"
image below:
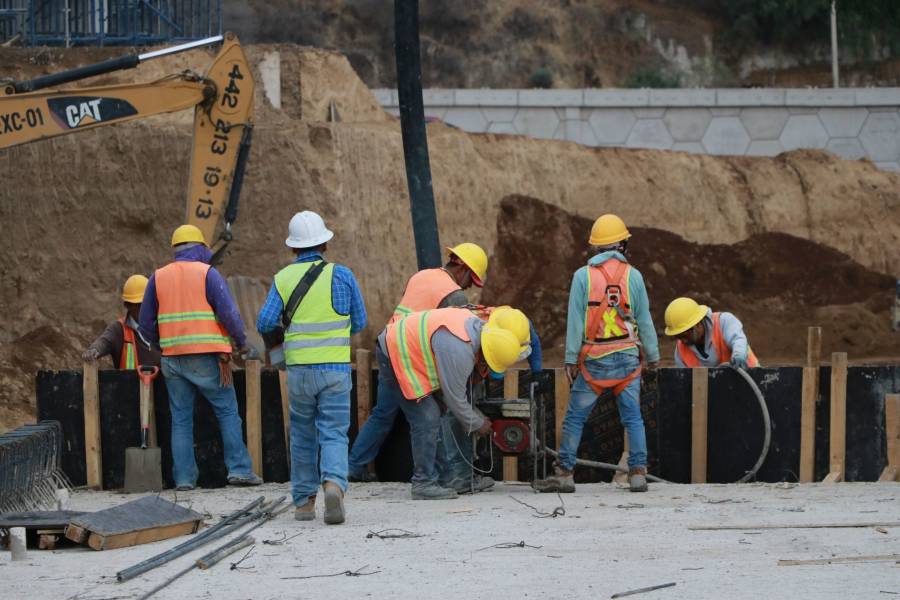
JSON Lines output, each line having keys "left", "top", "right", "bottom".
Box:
{"left": 394, "top": 0, "right": 442, "bottom": 269}
{"left": 12, "top": 55, "right": 141, "bottom": 94}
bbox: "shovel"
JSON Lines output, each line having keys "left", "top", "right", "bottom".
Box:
{"left": 124, "top": 365, "right": 163, "bottom": 493}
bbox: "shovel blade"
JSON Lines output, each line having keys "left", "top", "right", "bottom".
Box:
{"left": 124, "top": 447, "right": 163, "bottom": 493}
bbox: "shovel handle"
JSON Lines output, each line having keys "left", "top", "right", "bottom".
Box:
{"left": 138, "top": 365, "right": 159, "bottom": 386}
{"left": 138, "top": 365, "right": 157, "bottom": 445}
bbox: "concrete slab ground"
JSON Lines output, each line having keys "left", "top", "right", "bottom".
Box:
{"left": 4, "top": 482, "right": 898, "bottom": 599}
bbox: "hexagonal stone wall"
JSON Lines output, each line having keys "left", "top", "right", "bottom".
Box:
{"left": 512, "top": 108, "right": 560, "bottom": 140}
{"left": 663, "top": 108, "right": 712, "bottom": 142}
{"left": 859, "top": 112, "right": 900, "bottom": 162}
{"left": 780, "top": 115, "right": 829, "bottom": 150}
{"left": 626, "top": 119, "right": 673, "bottom": 150}
{"left": 588, "top": 109, "right": 636, "bottom": 145}
{"left": 702, "top": 117, "right": 751, "bottom": 155}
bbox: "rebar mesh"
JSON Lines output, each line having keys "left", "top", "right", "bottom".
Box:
{"left": 0, "top": 421, "right": 73, "bottom": 513}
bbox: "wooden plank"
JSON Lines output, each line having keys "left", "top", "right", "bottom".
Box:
{"left": 64, "top": 523, "right": 89, "bottom": 544}
{"left": 503, "top": 369, "right": 520, "bottom": 482}
{"left": 68, "top": 496, "right": 203, "bottom": 538}
{"left": 356, "top": 349, "right": 372, "bottom": 429}
{"left": 806, "top": 326, "right": 822, "bottom": 369}
{"left": 82, "top": 361, "right": 102, "bottom": 490}
{"left": 691, "top": 368, "right": 709, "bottom": 484}
{"left": 778, "top": 554, "right": 900, "bottom": 567}
{"left": 824, "top": 352, "right": 847, "bottom": 483}
{"left": 554, "top": 369, "right": 570, "bottom": 450}
{"left": 88, "top": 520, "right": 199, "bottom": 551}
{"left": 613, "top": 432, "right": 630, "bottom": 485}
{"left": 245, "top": 359, "right": 263, "bottom": 477}
{"left": 879, "top": 393, "right": 900, "bottom": 482}
{"left": 690, "top": 521, "right": 900, "bottom": 531}
{"left": 799, "top": 366, "right": 817, "bottom": 483}
{"left": 279, "top": 370, "right": 291, "bottom": 462}
{"left": 38, "top": 534, "right": 59, "bottom": 550}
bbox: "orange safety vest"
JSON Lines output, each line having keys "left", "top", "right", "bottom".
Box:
{"left": 385, "top": 307, "right": 473, "bottom": 400}
{"left": 389, "top": 268, "right": 462, "bottom": 324}
{"left": 676, "top": 312, "right": 760, "bottom": 368}
{"left": 117, "top": 317, "right": 138, "bottom": 370}
{"left": 154, "top": 262, "right": 232, "bottom": 356}
{"left": 578, "top": 259, "right": 642, "bottom": 395}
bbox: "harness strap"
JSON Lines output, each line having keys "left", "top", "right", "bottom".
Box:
{"left": 577, "top": 345, "right": 643, "bottom": 396}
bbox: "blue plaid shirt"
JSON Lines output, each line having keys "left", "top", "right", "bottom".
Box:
{"left": 257, "top": 251, "right": 367, "bottom": 372}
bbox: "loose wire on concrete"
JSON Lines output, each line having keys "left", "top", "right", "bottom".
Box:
{"left": 475, "top": 540, "right": 543, "bottom": 552}
{"left": 366, "top": 529, "right": 424, "bottom": 539}
{"left": 263, "top": 531, "right": 303, "bottom": 545}
{"left": 280, "top": 565, "right": 382, "bottom": 580}
{"left": 509, "top": 493, "right": 566, "bottom": 518}
{"left": 229, "top": 546, "right": 255, "bottom": 571}
{"left": 611, "top": 582, "right": 677, "bottom": 598}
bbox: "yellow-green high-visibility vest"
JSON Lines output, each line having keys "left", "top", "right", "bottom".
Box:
{"left": 274, "top": 261, "right": 351, "bottom": 365}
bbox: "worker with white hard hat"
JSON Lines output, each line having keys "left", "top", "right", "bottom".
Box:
{"left": 257, "top": 211, "right": 367, "bottom": 525}
{"left": 82, "top": 274, "right": 160, "bottom": 369}
{"left": 664, "top": 297, "right": 759, "bottom": 369}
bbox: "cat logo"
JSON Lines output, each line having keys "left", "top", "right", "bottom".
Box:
{"left": 47, "top": 96, "right": 138, "bottom": 130}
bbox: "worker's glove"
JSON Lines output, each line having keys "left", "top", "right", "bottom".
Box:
{"left": 476, "top": 417, "right": 493, "bottom": 436}
{"left": 82, "top": 348, "right": 101, "bottom": 363}
{"left": 730, "top": 355, "right": 749, "bottom": 371}
{"left": 218, "top": 353, "right": 233, "bottom": 387}
{"left": 239, "top": 346, "right": 260, "bottom": 361}
{"left": 564, "top": 364, "right": 579, "bottom": 385}
{"left": 644, "top": 360, "right": 659, "bottom": 372}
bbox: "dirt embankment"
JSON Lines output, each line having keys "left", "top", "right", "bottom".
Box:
{"left": 481, "top": 196, "right": 898, "bottom": 365}
{"left": 1, "top": 43, "right": 899, "bottom": 429}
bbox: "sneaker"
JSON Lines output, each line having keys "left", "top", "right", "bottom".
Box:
{"left": 532, "top": 465, "right": 575, "bottom": 493}
{"left": 294, "top": 496, "right": 316, "bottom": 521}
{"left": 410, "top": 483, "right": 459, "bottom": 500}
{"left": 323, "top": 482, "right": 346, "bottom": 525}
{"left": 443, "top": 475, "right": 495, "bottom": 494}
{"left": 174, "top": 483, "right": 195, "bottom": 492}
{"left": 348, "top": 468, "right": 378, "bottom": 483}
{"left": 629, "top": 467, "right": 648, "bottom": 493}
{"left": 227, "top": 473, "right": 263, "bottom": 487}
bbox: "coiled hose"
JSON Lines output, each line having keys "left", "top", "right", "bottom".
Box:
{"left": 540, "top": 366, "right": 771, "bottom": 484}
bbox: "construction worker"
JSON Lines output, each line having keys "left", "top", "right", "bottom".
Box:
{"left": 664, "top": 297, "right": 759, "bottom": 369}
{"left": 536, "top": 214, "right": 659, "bottom": 494}
{"left": 347, "top": 243, "right": 488, "bottom": 483}
{"left": 139, "top": 224, "right": 261, "bottom": 491}
{"left": 82, "top": 275, "right": 160, "bottom": 369}
{"left": 374, "top": 306, "right": 525, "bottom": 500}
{"left": 256, "top": 211, "right": 367, "bottom": 525}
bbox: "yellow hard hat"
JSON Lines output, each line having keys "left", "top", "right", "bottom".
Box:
{"left": 447, "top": 242, "right": 488, "bottom": 287}
{"left": 589, "top": 214, "right": 631, "bottom": 246}
{"left": 121, "top": 274, "right": 149, "bottom": 303}
{"left": 487, "top": 306, "right": 530, "bottom": 346}
{"left": 171, "top": 224, "right": 207, "bottom": 247}
{"left": 480, "top": 325, "right": 523, "bottom": 373}
{"left": 664, "top": 297, "right": 709, "bottom": 336}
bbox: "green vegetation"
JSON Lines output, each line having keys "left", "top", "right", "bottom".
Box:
{"left": 625, "top": 67, "right": 680, "bottom": 89}
{"left": 529, "top": 67, "right": 554, "bottom": 89}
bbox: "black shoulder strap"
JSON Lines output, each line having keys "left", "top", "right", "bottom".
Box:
{"left": 282, "top": 260, "right": 329, "bottom": 328}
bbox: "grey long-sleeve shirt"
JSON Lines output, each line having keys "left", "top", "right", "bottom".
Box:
{"left": 673, "top": 309, "right": 750, "bottom": 367}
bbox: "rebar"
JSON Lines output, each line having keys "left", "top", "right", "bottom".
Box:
{"left": 0, "top": 421, "right": 72, "bottom": 514}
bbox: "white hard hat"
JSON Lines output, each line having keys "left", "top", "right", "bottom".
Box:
{"left": 285, "top": 211, "right": 334, "bottom": 248}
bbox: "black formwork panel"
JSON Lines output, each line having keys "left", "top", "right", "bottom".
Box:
{"left": 655, "top": 368, "right": 692, "bottom": 483}
{"left": 36, "top": 370, "right": 87, "bottom": 487}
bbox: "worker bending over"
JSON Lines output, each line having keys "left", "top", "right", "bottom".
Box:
{"left": 257, "top": 211, "right": 367, "bottom": 524}
{"left": 348, "top": 243, "right": 488, "bottom": 482}
{"left": 83, "top": 274, "right": 160, "bottom": 369}
{"left": 664, "top": 297, "right": 759, "bottom": 369}
{"left": 374, "top": 307, "right": 525, "bottom": 500}
{"left": 140, "top": 225, "right": 261, "bottom": 491}
{"left": 537, "top": 214, "right": 659, "bottom": 494}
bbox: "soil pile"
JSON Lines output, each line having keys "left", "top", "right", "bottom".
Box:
{"left": 481, "top": 196, "right": 898, "bottom": 365}
{"left": 1, "top": 43, "right": 899, "bottom": 429}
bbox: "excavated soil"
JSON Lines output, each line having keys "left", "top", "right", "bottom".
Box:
{"left": 1, "top": 44, "right": 899, "bottom": 429}
{"left": 481, "top": 196, "right": 898, "bottom": 366}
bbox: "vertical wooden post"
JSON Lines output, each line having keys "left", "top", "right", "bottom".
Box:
{"left": 554, "top": 369, "right": 570, "bottom": 450}
{"left": 82, "top": 361, "right": 102, "bottom": 490}
{"left": 806, "top": 327, "right": 822, "bottom": 371}
{"left": 356, "top": 349, "right": 372, "bottom": 429}
{"left": 823, "top": 352, "right": 847, "bottom": 483}
{"left": 799, "top": 367, "right": 818, "bottom": 482}
{"left": 278, "top": 370, "right": 291, "bottom": 462}
{"left": 691, "top": 368, "right": 709, "bottom": 484}
{"left": 879, "top": 394, "right": 900, "bottom": 482}
{"left": 502, "top": 369, "right": 519, "bottom": 482}
{"left": 613, "top": 431, "right": 630, "bottom": 485}
{"left": 245, "top": 360, "right": 263, "bottom": 477}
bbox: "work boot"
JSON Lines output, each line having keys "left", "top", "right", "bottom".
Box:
{"left": 629, "top": 467, "right": 648, "bottom": 493}
{"left": 348, "top": 468, "right": 378, "bottom": 483}
{"left": 443, "top": 475, "right": 495, "bottom": 494}
{"left": 228, "top": 473, "right": 263, "bottom": 486}
{"left": 294, "top": 496, "right": 316, "bottom": 521}
{"left": 174, "top": 483, "right": 195, "bottom": 492}
{"left": 323, "top": 482, "right": 346, "bottom": 525}
{"left": 410, "top": 483, "right": 459, "bottom": 500}
{"left": 532, "top": 465, "right": 575, "bottom": 493}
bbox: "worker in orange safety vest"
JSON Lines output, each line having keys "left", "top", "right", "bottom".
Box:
{"left": 664, "top": 297, "right": 759, "bottom": 369}
{"left": 82, "top": 274, "right": 160, "bottom": 369}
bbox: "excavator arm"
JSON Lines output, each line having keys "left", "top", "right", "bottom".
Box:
{"left": 1, "top": 33, "right": 254, "bottom": 253}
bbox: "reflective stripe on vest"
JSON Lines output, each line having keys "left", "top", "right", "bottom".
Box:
{"left": 676, "top": 312, "right": 760, "bottom": 367}
{"left": 274, "top": 261, "right": 351, "bottom": 365}
{"left": 155, "top": 261, "right": 232, "bottom": 356}
{"left": 389, "top": 268, "right": 462, "bottom": 325}
{"left": 385, "top": 307, "right": 473, "bottom": 400}
{"left": 118, "top": 317, "right": 137, "bottom": 370}
{"left": 582, "top": 259, "right": 638, "bottom": 360}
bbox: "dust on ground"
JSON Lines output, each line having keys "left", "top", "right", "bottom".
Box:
{"left": 3, "top": 482, "right": 898, "bottom": 599}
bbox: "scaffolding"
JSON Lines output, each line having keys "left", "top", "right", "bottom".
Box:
{"left": 0, "top": 0, "right": 221, "bottom": 46}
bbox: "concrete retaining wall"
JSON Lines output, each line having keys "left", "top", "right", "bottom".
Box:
{"left": 373, "top": 88, "right": 900, "bottom": 172}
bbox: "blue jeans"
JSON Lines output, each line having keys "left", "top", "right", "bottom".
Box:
{"left": 559, "top": 352, "right": 647, "bottom": 471}
{"left": 373, "top": 346, "right": 442, "bottom": 487}
{"left": 347, "top": 362, "right": 403, "bottom": 478}
{"left": 287, "top": 367, "right": 351, "bottom": 505}
{"left": 436, "top": 380, "right": 486, "bottom": 483}
{"left": 161, "top": 354, "right": 254, "bottom": 487}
